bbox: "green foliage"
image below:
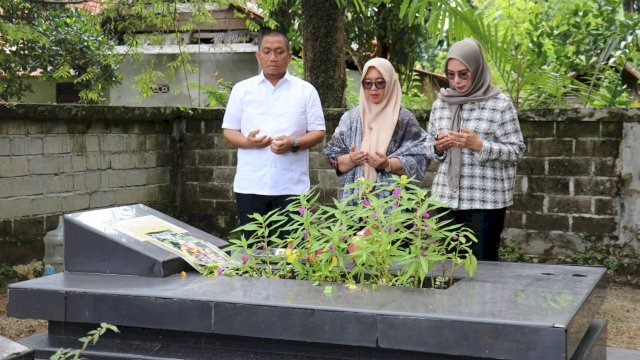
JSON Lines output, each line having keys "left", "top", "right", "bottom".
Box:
{"left": 400, "top": 0, "right": 640, "bottom": 108}
{"left": 0, "top": 0, "right": 121, "bottom": 103}
{"left": 344, "top": 65, "right": 434, "bottom": 110}
{"left": 219, "top": 175, "right": 477, "bottom": 289}
{"left": 343, "top": 1, "right": 431, "bottom": 85}
{"left": 0, "top": 264, "right": 26, "bottom": 288}
{"left": 190, "top": 72, "right": 234, "bottom": 108}
{"left": 498, "top": 240, "right": 534, "bottom": 263}
{"left": 50, "top": 323, "right": 119, "bottom": 360}
{"left": 570, "top": 243, "right": 630, "bottom": 273}
{"left": 401, "top": 71, "right": 435, "bottom": 110}
{"left": 288, "top": 57, "right": 305, "bottom": 78}
{"left": 103, "top": 0, "right": 224, "bottom": 105}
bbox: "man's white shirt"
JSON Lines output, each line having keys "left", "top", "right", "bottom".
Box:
{"left": 222, "top": 71, "right": 325, "bottom": 195}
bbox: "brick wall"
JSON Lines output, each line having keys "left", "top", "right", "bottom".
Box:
{"left": 1, "top": 104, "right": 639, "bottom": 265}
{"left": 0, "top": 105, "right": 180, "bottom": 264}
{"left": 507, "top": 109, "right": 637, "bottom": 258}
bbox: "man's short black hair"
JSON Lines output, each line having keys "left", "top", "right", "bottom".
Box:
{"left": 258, "top": 29, "right": 290, "bottom": 52}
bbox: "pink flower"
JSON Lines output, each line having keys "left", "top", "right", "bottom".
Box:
{"left": 348, "top": 243, "right": 356, "bottom": 253}
{"left": 341, "top": 236, "right": 348, "bottom": 242}
{"left": 422, "top": 211, "right": 430, "bottom": 219}
{"left": 363, "top": 229, "right": 371, "bottom": 237}
{"left": 392, "top": 188, "right": 401, "bottom": 196}
{"left": 299, "top": 206, "right": 306, "bottom": 216}
{"left": 217, "top": 267, "right": 224, "bottom": 275}
{"left": 241, "top": 254, "right": 248, "bottom": 265}
{"left": 386, "top": 225, "right": 393, "bottom": 233}
{"left": 373, "top": 211, "right": 378, "bottom": 220}
{"left": 303, "top": 231, "right": 309, "bottom": 239}
{"left": 393, "top": 200, "right": 399, "bottom": 207}
{"left": 363, "top": 198, "right": 370, "bottom": 206}
{"left": 329, "top": 244, "right": 335, "bottom": 252}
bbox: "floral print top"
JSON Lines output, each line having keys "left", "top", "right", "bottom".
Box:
{"left": 324, "top": 106, "right": 429, "bottom": 203}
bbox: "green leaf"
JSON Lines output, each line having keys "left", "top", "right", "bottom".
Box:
{"left": 323, "top": 285, "right": 333, "bottom": 295}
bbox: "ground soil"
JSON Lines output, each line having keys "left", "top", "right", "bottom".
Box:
{"left": 1, "top": 284, "right": 639, "bottom": 349}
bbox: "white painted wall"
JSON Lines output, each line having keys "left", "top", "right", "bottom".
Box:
{"left": 11, "top": 79, "right": 57, "bottom": 104}
{"left": 110, "top": 47, "right": 259, "bottom": 108}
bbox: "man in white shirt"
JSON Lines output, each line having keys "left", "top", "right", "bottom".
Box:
{"left": 222, "top": 30, "right": 326, "bottom": 235}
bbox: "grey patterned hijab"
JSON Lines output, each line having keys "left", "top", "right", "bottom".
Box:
{"left": 438, "top": 38, "right": 500, "bottom": 190}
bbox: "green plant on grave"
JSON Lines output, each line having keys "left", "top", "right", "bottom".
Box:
{"left": 49, "top": 323, "right": 119, "bottom": 360}
{"left": 217, "top": 175, "right": 477, "bottom": 289}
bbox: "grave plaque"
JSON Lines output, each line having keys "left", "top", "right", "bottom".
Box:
{"left": 64, "top": 204, "right": 229, "bottom": 277}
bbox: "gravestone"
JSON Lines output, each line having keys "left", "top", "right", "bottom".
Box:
{"left": 63, "top": 204, "right": 228, "bottom": 276}
{"left": 7, "top": 205, "right": 607, "bottom": 359}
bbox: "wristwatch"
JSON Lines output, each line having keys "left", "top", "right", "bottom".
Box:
{"left": 291, "top": 138, "right": 300, "bottom": 153}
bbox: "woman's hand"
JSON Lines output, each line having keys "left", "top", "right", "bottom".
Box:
{"left": 450, "top": 128, "right": 483, "bottom": 152}
{"left": 349, "top": 145, "right": 368, "bottom": 166}
{"left": 434, "top": 131, "right": 454, "bottom": 155}
{"left": 367, "top": 151, "right": 388, "bottom": 170}
{"left": 337, "top": 145, "right": 368, "bottom": 173}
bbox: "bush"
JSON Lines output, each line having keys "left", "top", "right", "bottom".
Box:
{"left": 0, "top": 264, "right": 27, "bottom": 288}
{"left": 217, "top": 175, "right": 477, "bottom": 289}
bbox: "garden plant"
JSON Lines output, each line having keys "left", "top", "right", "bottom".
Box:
{"left": 214, "top": 175, "right": 478, "bottom": 289}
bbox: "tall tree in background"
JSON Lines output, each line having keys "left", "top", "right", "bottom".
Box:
{"left": 344, "top": 0, "right": 430, "bottom": 87}
{"left": 624, "top": 0, "right": 640, "bottom": 13}
{"left": 299, "top": 0, "right": 345, "bottom": 107}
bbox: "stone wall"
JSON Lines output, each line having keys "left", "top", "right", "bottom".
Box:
{"left": 1, "top": 104, "right": 639, "bottom": 267}
{"left": 0, "top": 105, "right": 180, "bottom": 264}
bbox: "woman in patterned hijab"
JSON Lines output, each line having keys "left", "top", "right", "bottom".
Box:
{"left": 425, "top": 38, "right": 525, "bottom": 261}
{"left": 324, "top": 58, "right": 428, "bottom": 203}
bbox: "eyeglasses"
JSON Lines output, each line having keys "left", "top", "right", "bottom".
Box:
{"left": 362, "top": 79, "right": 386, "bottom": 90}
{"left": 446, "top": 70, "right": 471, "bottom": 81}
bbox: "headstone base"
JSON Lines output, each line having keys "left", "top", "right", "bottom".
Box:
{"left": 20, "top": 319, "right": 606, "bottom": 360}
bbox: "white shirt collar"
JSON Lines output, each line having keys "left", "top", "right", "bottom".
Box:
{"left": 258, "top": 70, "right": 291, "bottom": 87}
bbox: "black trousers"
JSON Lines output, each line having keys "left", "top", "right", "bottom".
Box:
{"left": 235, "top": 192, "right": 295, "bottom": 240}
{"left": 438, "top": 208, "right": 506, "bottom": 261}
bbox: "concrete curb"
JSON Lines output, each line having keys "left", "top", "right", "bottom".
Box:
{"left": 608, "top": 347, "right": 640, "bottom": 360}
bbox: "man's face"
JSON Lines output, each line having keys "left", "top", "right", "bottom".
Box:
{"left": 256, "top": 35, "right": 292, "bottom": 81}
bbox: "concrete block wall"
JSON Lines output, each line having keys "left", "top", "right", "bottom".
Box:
{"left": 505, "top": 109, "right": 639, "bottom": 258}
{"left": 1, "top": 104, "right": 639, "bottom": 265}
{"left": 181, "top": 108, "right": 640, "bottom": 261}
{"left": 0, "top": 105, "right": 180, "bottom": 264}
{"left": 179, "top": 109, "right": 347, "bottom": 237}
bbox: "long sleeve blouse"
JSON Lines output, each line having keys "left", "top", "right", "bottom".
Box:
{"left": 324, "top": 106, "right": 429, "bottom": 202}
{"left": 425, "top": 93, "right": 525, "bottom": 209}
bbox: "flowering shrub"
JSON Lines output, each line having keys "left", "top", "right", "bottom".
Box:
{"left": 217, "top": 175, "right": 477, "bottom": 289}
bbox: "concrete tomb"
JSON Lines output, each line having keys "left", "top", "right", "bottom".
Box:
{"left": 7, "top": 205, "right": 607, "bottom": 359}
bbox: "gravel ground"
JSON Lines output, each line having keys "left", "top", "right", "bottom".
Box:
{"left": 1, "top": 284, "right": 639, "bottom": 349}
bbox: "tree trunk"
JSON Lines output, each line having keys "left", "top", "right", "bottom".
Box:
{"left": 300, "top": 0, "right": 346, "bottom": 108}
{"left": 623, "top": 0, "right": 640, "bottom": 13}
